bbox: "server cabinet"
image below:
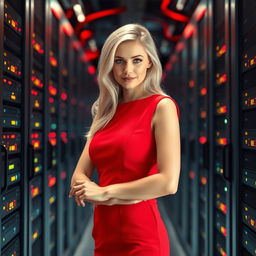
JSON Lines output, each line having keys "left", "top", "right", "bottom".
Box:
{"left": 0, "top": 0, "right": 93, "bottom": 255}
{"left": 70, "top": 47, "right": 91, "bottom": 244}
{"left": 58, "top": 23, "right": 72, "bottom": 255}
{"left": 209, "top": 0, "right": 232, "bottom": 255}
{"left": 165, "top": 56, "right": 183, "bottom": 226}
{"left": 239, "top": 0, "right": 256, "bottom": 255}
{"left": 165, "top": 0, "right": 237, "bottom": 255}
{"left": 28, "top": 0, "right": 45, "bottom": 255}
{"left": 197, "top": 9, "right": 209, "bottom": 256}
{"left": 1, "top": 1, "right": 25, "bottom": 255}
{"left": 47, "top": 6, "right": 60, "bottom": 256}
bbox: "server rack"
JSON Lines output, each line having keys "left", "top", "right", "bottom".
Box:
{"left": 28, "top": 0, "right": 45, "bottom": 255}
{"left": 1, "top": 0, "right": 95, "bottom": 255}
{"left": 197, "top": 8, "right": 209, "bottom": 256}
{"left": 69, "top": 44, "right": 81, "bottom": 248}
{"left": 166, "top": 0, "right": 256, "bottom": 255}
{"left": 239, "top": 0, "right": 256, "bottom": 255}
{"left": 209, "top": 0, "right": 232, "bottom": 255}
{"left": 179, "top": 43, "right": 190, "bottom": 250}
{"left": 165, "top": 56, "right": 183, "bottom": 227}
{"left": 1, "top": 1, "right": 25, "bottom": 255}
{"left": 187, "top": 35, "right": 196, "bottom": 251}
{"left": 47, "top": 6, "right": 59, "bottom": 256}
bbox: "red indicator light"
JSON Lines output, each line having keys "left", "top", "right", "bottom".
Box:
{"left": 31, "top": 187, "right": 39, "bottom": 197}
{"left": 199, "top": 136, "right": 207, "bottom": 144}
{"left": 61, "top": 171, "right": 67, "bottom": 179}
{"left": 189, "top": 171, "right": 196, "bottom": 179}
{"left": 48, "top": 175, "right": 56, "bottom": 187}
{"left": 49, "top": 97, "right": 54, "bottom": 103}
{"left": 200, "top": 176, "right": 207, "bottom": 185}
{"left": 87, "top": 65, "right": 96, "bottom": 75}
{"left": 200, "top": 88, "right": 207, "bottom": 95}
{"left": 61, "top": 132, "right": 68, "bottom": 143}
{"left": 218, "top": 138, "right": 227, "bottom": 146}
{"left": 49, "top": 84, "right": 57, "bottom": 96}
{"left": 49, "top": 56, "right": 57, "bottom": 67}
{"left": 61, "top": 92, "right": 68, "bottom": 101}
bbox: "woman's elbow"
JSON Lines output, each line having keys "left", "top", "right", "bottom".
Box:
{"left": 166, "top": 180, "right": 179, "bottom": 195}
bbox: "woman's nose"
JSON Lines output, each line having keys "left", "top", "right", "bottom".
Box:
{"left": 123, "top": 61, "right": 133, "bottom": 74}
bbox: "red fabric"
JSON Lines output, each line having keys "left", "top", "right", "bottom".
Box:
{"left": 89, "top": 94, "right": 180, "bottom": 256}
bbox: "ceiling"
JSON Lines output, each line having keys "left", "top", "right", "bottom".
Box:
{"left": 60, "top": 0, "right": 200, "bottom": 68}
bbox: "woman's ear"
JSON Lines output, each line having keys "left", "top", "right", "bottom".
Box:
{"left": 147, "top": 60, "right": 152, "bottom": 69}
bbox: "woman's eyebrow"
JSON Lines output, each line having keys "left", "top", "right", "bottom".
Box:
{"left": 114, "top": 55, "right": 144, "bottom": 59}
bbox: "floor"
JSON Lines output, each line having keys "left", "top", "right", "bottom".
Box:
{"left": 74, "top": 200, "right": 186, "bottom": 256}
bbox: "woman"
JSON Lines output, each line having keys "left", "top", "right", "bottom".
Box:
{"left": 69, "top": 23, "right": 181, "bottom": 256}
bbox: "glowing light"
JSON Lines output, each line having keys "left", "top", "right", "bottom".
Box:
{"left": 200, "top": 88, "right": 207, "bottom": 95}
{"left": 48, "top": 175, "right": 56, "bottom": 187}
{"left": 161, "top": 0, "right": 189, "bottom": 22}
{"left": 183, "top": 24, "right": 195, "bottom": 38}
{"left": 87, "top": 65, "right": 96, "bottom": 75}
{"left": 199, "top": 136, "right": 207, "bottom": 144}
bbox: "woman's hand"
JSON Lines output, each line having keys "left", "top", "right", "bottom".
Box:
{"left": 69, "top": 180, "right": 108, "bottom": 202}
{"left": 69, "top": 180, "right": 143, "bottom": 207}
{"left": 69, "top": 178, "right": 88, "bottom": 207}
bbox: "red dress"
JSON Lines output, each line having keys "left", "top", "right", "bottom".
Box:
{"left": 89, "top": 94, "right": 180, "bottom": 256}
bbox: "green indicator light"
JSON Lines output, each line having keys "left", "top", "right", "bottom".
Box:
{"left": 224, "top": 119, "right": 228, "bottom": 124}
{"left": 51, "top": 123, "right": 57, "bottom": 129}
{"left": 224, "top": 187, "right": 228, "bottom": 192}
{"left": 9, "top": 164, "right": 15, "bottom": 170}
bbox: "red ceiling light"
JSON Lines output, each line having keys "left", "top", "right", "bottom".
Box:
{"left": 161, "top": 0, "right": 189, "bottom": 23}
{"left": 80, "top": 30, "right": 93, "bottom": 41}
{"left": 183, "top": 24, "right": 195, "bottom": 38}
{"left": 81, "top": 49, "right": 100, "bottom": 62}
{"left": 61, "top": 22, "right": 74, "bottom": 36}
{"left": 50, "top": 2, "right": 62, "bottom": 19}
{"left": 75, "top": 7, "right": 127, "bottom": 33}
{"left": 196, "top": 6, "right": 206, "bottom": 21}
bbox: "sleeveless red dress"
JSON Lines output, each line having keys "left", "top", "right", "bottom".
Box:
{"left": 89, "top": 94, "right": 180, "bottom": 256}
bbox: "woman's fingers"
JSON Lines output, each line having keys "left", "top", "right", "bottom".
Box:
{"left": 75, "top": 189, "right": 84, "bottom": 197}
{"left": 69, "top": 180, "right": 87, "bottom": 197}
{"left": 75, "top": 195, "right": 81, "bottom": 206}
{"left": 69, "top": 185, "right": 84, "bottom": 198}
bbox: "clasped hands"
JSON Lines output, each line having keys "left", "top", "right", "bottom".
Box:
{"left": 69, "top": 179, "right": 110, "bottom": 207}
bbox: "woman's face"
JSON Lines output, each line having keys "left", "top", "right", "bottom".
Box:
{"left": 112, "top": 40, "right": 152, "bottom": 90}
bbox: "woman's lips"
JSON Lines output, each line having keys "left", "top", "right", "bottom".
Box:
{"left": 122, "top": 77, "right": 135, "bottom": 82}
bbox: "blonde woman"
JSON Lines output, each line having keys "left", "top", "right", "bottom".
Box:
{"left": 69, "top": 23, "right": 181, "bottom": 256}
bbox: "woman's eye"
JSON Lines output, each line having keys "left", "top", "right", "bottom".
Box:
{"left": 115, "top": 59, "right": 123, "bottom": 64}
{"left": 133, "top": 58, "right": 142, "bottom": 63}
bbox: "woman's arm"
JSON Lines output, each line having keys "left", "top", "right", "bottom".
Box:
{"left": 104, "top": 174, "right": 174, "bottom": 201}
{"left": 85, "top": 198, "right": 143, "bottom": 206}
{"left": 72, "top": 98, "right": 181, "bottom": 202}
{"left": 70, "top": 135, "right": 95, "bottom": 206}
{"left": 104, "top": 98, "right": 181, "bottom": 200}
{"left": 69, "top": 135, "right": 143, "bottom": 206}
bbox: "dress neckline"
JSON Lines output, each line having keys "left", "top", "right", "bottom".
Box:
{"left": 118, "top": 94, "right": 161, "bottom": 105}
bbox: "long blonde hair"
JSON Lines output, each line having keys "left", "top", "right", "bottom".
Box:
{"left": 84, "top": 23, "right": 169, "bottom": 140}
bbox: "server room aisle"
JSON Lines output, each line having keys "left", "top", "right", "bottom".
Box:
{"left": 1, "top": 0, "right": 256, "bottom": 255}
{"left": 74, "top": 200, "right": 187, "bottom": 256}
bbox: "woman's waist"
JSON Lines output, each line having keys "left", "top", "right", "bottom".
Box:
{"left": 94, "top": 198, "right": 157, "bottom": 210}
